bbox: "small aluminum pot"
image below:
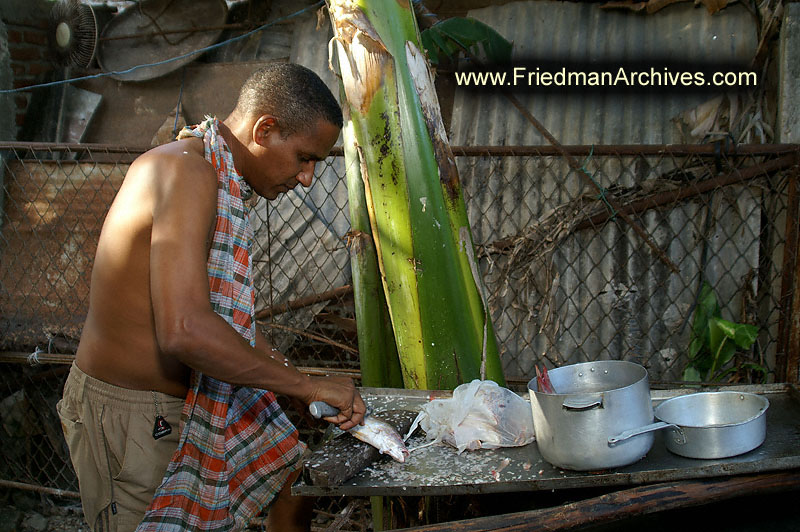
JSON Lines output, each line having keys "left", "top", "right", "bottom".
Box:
{"left": 608, "top": 391, "right": 769, "bottom": 459}
{"left": 528, "top": 360, "right": 654, "bottom": 471}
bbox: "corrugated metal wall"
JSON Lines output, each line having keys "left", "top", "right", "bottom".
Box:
{"left": 449, "top": 1, "right": 774, "bottom": 380}
{"left": 0, "top": 159, "right": 127, "bottom": 347}
{"left": 452, "top": 1, "right": 757, "bottom": 145}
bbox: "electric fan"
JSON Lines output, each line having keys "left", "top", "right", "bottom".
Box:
{"left": 48, "top": 0, "right": 98, "bottom": 69}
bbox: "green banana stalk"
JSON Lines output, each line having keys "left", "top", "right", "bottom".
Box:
{"left": 328, "top": 0, "right": 505, "bottom": 389}
{"left": 342, "top": 112, "right": 404, "bottom": 389}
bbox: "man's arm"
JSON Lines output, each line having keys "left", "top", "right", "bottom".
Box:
{"left": 254, "top": 329, "right": 363, "bottom": 428}
{"left": 146, "top": 148, "right": 364, "bottom": 428}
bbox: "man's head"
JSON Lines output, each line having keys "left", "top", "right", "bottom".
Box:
{"left": 228, "top": 63, "right": 343, "bottom": 199}
{"left": 233, "top": 62, "right": 343, "bottom": 137}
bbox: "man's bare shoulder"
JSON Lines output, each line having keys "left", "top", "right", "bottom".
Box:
{"left": 104, "top": 137, "right": 219, "bottom": 236}
{"left": 139, "top": 138, "right": 220, "bottom": 248}
{"left": 117, "top": 138, "right": 217, "bottom": 204}
{"left": 128, "top": 138, "right": 217, "bottom": 191}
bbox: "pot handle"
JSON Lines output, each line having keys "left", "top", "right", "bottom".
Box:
{"left": 562, "top": 394, "right": 603, "bottom": 411}
{"left": 608, "top": 421, "right": 686, "bottom": 445}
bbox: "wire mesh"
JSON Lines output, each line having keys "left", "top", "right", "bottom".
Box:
{"left": 454, "top": 146, "right": 798, "bottom": 385}
{"left": 0, "top": 142, "right": 798, "bottom": 506}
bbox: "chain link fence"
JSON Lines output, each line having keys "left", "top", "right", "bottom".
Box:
{"left": 1, "top": 142, "right": 798, "bottom": 522}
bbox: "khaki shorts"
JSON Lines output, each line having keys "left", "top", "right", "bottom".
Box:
{"left": 57, "top": 363, "right": 184, "bottom": 532}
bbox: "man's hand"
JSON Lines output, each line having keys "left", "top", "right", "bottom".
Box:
{"left": 304, "top": 376, "right": 366, "bottom": 431}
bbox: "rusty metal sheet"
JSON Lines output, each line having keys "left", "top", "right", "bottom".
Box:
{"left": 0, "top": 160, "right": 126, "bottom": 347}
{"left": 293, "top": 384, "right": 800, "bottom": 497}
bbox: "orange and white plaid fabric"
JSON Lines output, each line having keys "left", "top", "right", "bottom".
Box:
{"left": 137, "top": 117, "right": 305, "bottom": 531}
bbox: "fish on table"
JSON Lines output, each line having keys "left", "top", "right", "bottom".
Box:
{"left": 309, "top": 401, "right": 410, "bottom": 462}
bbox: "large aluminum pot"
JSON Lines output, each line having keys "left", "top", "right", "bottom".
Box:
{"left": 528, "top": 360, "right": 654, "bottom": 471}
{"left": 608, "top": 391, "right": 769, "bottom": 459}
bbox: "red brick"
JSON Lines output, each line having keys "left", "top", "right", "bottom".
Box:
{"left": 27, "top": 62, "right": 53, "bottom": 76}
{"left": 14, "top": 96, "right": 28, "bottom": 108}
{"left": 11, "top": 63, "right": 25, "bottom": 76}
{"left": 9, "top": 46, "right": 42, "bottom": 62}
{"left": 7, "top": 30, "right": 22, "bottom": 43}
{"left": 16, "top": 113, "right": 26, "bottom": 127}
{"left": 23, "top": 31, "right": 47, "bottom": 46}
{"left": 12, "top": 78, "right": 34, "bottom": 90}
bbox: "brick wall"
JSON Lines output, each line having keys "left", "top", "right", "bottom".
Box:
{"left": 5, "top": 14, "right": 55, "bottom": 133}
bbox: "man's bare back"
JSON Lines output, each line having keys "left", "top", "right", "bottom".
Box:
{"left": 76, "top": 112, "right": 362, "bottom": 427}
{"left": 75, "top": 137, "right": 211, "bottom": 398}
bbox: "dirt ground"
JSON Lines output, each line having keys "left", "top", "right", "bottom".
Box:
{"left": 0, "top": 499, "right": 87, "bottom": 532}
{"left": 0, "top": 506, "right": 370, "bottom": 532}
{"left": 0, "top": 491, "right": 372, "bottom": 532}
{"left": 5, "top": 488, "right": 799, "bottom": 531}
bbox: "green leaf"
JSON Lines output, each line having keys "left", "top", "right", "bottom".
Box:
{"left": 693, "top": 352, "right": 714, "bottom": 374}
{"left": 713, "top": 317, "right": 738, "bottom": 339}
{"left": 683, "top": 366, "right": 702, "bottom": 382}
{"left": 690, "top": 282, "right": 716, "bottom": 356}
{"left": 713, "top": 366, "right": 739, "bottom": 382}
{"left": 688, "top": 336, "right": 706, "bottom": 360}
{"left": 419, "top": 33, "right": 449, "bottom": 65}
{"left": 712, "top": 317, "right": 759, "bottom": 349}
{"left": 740, "top": 362, "right": 769, "bottom": 382}
{"left": 716, "top": 340, "right": 737, "bottom": 370}
{"left": 428, "top": 30, "right": 457, "bottom": 63}
{"left": 734, "top": 324, "right": 759, "bottom": 349}
{"left": 420, "top": 32, "right": 439, "bottom": 65}
{"left": 692, "top": 283, "right": 717, "bottom": 333}
{"left": 707, "top": 316, "right": 726, "bottom": 360}
{"left": 699, "top": 282, "right": 720, "bottom": 315}
{"left": 420, "top": 17, "right": 512, "bottom": 65}
{"left": 686, "top": 282, "right": 761, "bottom": 384}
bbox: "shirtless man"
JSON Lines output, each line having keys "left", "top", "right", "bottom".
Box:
{"left": 57, "top": 63, "right": 365, "bottom": 532}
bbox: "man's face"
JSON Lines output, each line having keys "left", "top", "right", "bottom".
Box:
{"left": 249, "top": 118, "right": 340, "bottom": 200}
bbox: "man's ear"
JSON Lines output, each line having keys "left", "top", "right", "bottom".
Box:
{"left": 253, "top": 115, "right": 278, "bottom": 147}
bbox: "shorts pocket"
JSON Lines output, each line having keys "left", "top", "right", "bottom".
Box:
{"left": 104, "top": 411, "right": 176, "bottom": 513}
{"left": 56, "top": 397, "right": 83, "bottom": 452}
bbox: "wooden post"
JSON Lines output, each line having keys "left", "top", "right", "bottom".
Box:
{"left": 788, "top": 163, "right": 800, "bottom": 383}
{"left": 391, "top": 471, "right": 800, "bottom": 532}
{"left": 778, "top": 161, "right": 800, "bottom": 383}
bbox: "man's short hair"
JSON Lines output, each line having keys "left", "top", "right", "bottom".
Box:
{"left": 234, "top": 62, "right": 343, "bottom": 137}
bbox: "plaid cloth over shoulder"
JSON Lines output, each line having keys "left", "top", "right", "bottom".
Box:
{"left": 137, "top": 117, "right": 305, "bottom": 532}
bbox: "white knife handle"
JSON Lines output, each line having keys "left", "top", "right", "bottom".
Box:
{"left": 309, "top": 401, "right": 339, "bottom": 419}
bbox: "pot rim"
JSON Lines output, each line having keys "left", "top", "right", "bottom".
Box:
{"left": 654, "top": 391, "right": 769, "bottom": 429}
{"left": 527, "top": 360, "right": 649, "bottom": 397}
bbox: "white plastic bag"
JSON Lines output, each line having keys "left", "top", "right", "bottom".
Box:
{"left": 405, "top": 379, "right": 535, "bottom": 454}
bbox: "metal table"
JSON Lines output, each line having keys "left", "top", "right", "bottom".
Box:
{"left": 294, "top": 384, "right": 800, "bottom": 497}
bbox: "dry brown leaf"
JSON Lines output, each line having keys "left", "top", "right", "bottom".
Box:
{"left": 599, "top": 1, "right": 648, "bottom": 12}
{"left": 646, "top": 0, "right": 687, "bottom": 14}
{"left": 696, "top": 0, "right": 732, "bottom": 15}
{"left": 674, "top": 95, "right": 724, "bottom": 140}
{"left": 604, "top": 0, "right": 735, "bottom": 15}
